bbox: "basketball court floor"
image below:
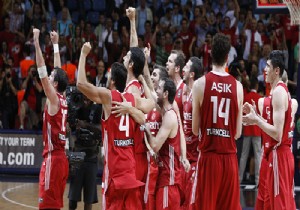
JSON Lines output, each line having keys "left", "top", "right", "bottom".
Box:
{"left": 1, "top": 175, "right": 299, "bottom": 210}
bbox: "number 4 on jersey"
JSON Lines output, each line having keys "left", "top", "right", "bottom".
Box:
{"left": 211, "top": 96, "right": 230, "bottom": 126}
{"left": 119, "top": 114, "right": 129, "bottom": 137}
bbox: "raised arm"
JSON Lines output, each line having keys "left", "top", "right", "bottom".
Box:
{"left": 50, "top": 31, "right": 61, "bottom": 68}
{"left": 127, "top": 7, "right": 138, "bottom": 47}
{"left": 142, "top": 44, "right": 155, "bottom": 92}
{"left": 33, "top": 28, "right": 59, "bottom": 115}
{"left": 76, "top": 42, "right": 111, "bottom": 106}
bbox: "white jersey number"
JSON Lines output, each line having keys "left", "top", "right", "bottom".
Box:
{"left": 61, "top": 109, "right": 68, "bottom": 132}
{"left": 210, "top": 96, "right": 230, "bottom": 126}
{"left": 119, "top": 114, "right": 129, "bottom": 137}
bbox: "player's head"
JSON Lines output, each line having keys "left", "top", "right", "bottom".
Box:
{"left": 50, "top": 67, "right": 68, "bottom": 93}
{"left": 156, "top": 77, "right": 176, "bottom": 106}
{"left": 166, "top": 50, "right": 185, "bottom": 79}
{"left": 110, "top": 62, "right": 127, "bottom": 92}
{"left": 123, "top": 47, "right": 145, "bottom": 78}
{"left": 265, "top": 50, "right": 285, "bottom": 83}
{"left": 151, "top": 64, "right": 168, "bottom": 90}
{"left": 268, "top": 50, "right": 285, "bottom": 76}
{"left": 211, "top": 33, "right": 231, "bottom": 67}
{"left": 182, "top": 56, "right": 203, "bottom": 84}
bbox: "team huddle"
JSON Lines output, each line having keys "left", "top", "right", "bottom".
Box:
{"left": 33, "top": 7, "right": 296, "bottom": 210}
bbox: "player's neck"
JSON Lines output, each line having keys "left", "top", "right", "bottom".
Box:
{"left": 126, "top": 71, "right": 137, "bottom": 84}
{"left": 212, "top": 64, "right": 226, "bottom": 73}
{"left": 162, "top": 103, "right": 172, "bottom": 114}
{"left": 270, "top": 77, "right": 282, "bottom": 90}
{"left": 173, "top": 75, "right": 182, "bottom": 87}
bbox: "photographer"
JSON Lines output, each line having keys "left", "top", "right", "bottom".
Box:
{"left": 19, "top": 64, "right": 44, "bottom": 130}
{"left": 67, "top": 86, "right": 102, "bottom": 210}
{"left": 0, "top": 64, "right": 19, "bottom": 129}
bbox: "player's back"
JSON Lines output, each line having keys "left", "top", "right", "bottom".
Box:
{"left": 103, "top": 90, "right": 143, "bottom": 190}
{"left": 199, "top": 71, "right": 238, "bottom": 154}
{"left": 42, "top": 93, "right": 68, "bottom": 157}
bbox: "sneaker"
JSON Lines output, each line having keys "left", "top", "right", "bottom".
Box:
{"left": 19, "top": 125, "right": 24, "bottom": 130}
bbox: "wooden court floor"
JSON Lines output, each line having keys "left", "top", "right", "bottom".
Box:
{"left": 0, "top": 181, "right": 103, "bottom": 210}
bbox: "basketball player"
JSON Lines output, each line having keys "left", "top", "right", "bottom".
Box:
{"left": 181, "top": 57, "right": 203, "bottom": 210}
{"left": 191, "top": 33, "right": 243, "bottom": 210}
{"left": 243, "top": 50, "right": 296, "bottom": 209}
{"left": 77, "top": 42, "right": 155, "bottom": 209}
{"left": 166, "top": 50, "right": 186, "bottom": 122}
{"left": 144, "top": 77, "right": 183, "bottom": 210}
{"left": 33, "top": 28, "right": 69, "bottom": 210}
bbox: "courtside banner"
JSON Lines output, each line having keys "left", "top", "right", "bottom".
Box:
{"left": 0, "top": 133, "right": 43, "bottom": 170}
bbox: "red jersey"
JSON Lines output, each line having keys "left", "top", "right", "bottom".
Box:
{"left": 146, "top": 108, "right": 162, "bottom": 137}
{"left": 42, "top": 93, "right": 68, "bottom": 157}
{"left": 124, "top": 80, "right": 145, "bottom": 98}
{"left": 243, "top": 90, "right": 262, "bottom": 136}
{"left": 261, "top": 96, "right": 272, "bottom": 158}
{"left": 199, "top": 71, "right": 238, "bottom": 154}
{"left": 175, "top": 80, "right": 185, "bottom": 122}
{"left": 157, "top": 109, "right": 181, "bottom": 188}
{"left": 183, "top": 92, "right": 199, "bottom": 162}
{"left": 102, "top": 90, "right": 144, "bottom": 192}
{"left": 264, "top": 83, "right": 292, "bottom": 156}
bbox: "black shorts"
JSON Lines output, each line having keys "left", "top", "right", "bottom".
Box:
{"left": 68, "top": 159, "right": 98, "bottom": 204}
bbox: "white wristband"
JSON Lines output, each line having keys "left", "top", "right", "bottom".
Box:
{"left": 53, "top": 44, "right": 59, "bottom": 53}
{"left": 37, "top": 66, "right": 48, "bottom": 78}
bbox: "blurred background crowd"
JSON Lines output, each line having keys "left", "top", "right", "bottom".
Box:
{"left": 0, "top": 0, "right": 298, "bottom": 184}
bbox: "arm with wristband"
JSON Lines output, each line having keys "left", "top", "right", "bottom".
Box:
{"left": 33, "top": 28, "right": 59, "bottom": 115}
{"left": 50, "top": 30, "right": 61, "bottom": 68}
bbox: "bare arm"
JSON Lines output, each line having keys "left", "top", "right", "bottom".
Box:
{"left": 76, "top": 42, "right": 111, "bottom": 107}
{"left": 50, "top": 31, "right": 61, "bottom": 68}
{"left": 145, "top": 110, "right": 177, "bottom": 153}
{"left": 243, "top": 86, "right": 287, "bottom": 142}
{"left": 33, "top": 28, "right": 59, "bottom": 115}
{"left": 142, "top": 44, "right": 155, "bottom": 92}
{"left": 127, "top": 7, "right": 138, "bottom": 47}
{"left": 173, "top": 101, "right": 190, "bottom": 172}
{"left": 192, "top": 77, "right": 205, "bottom": 135}
{"left": 235, "top": 81, "right": 243, "bottom": 140}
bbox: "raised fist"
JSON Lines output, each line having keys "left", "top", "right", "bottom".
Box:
{"left": 81, "top": 42, "right": 92, "bottom": 56}
{"left": 126, "top": 7, "right": 136, "bottom": 21}
{"left": 50, "top": 31, "right": 59, "bottom": 44}
{"left": 33, "top": 28, "right": 40, "bottom": 42}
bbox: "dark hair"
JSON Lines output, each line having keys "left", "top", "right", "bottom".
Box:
{"left": 129, "top": 47, "right": 145, "bottom": 78}
{"left": 171, "top": 50, "right": 186, "bottom": 76}
{"left": 111, "top": 62, "right": 127, "bottom": 92}
{"left": 249, "top": 76, "right": 258, "bottom": 90}
{"left": 53, "top": 67, "right": 69, "bottom": 93}
{"left": 211, "top": 33, "right": 231, "bottom": 66}
{"left": 268, "top": 50, "right": 285, "bottom": 76}
{"left": 162, "top": 77, "right": 176, "bottom": 104}
{"left": 23, "top": 44, "right": 31, "bottom": 56}
{"left": 153, "top": 64, "right": 168, "bottom": 80}
{"left": 190, "top": 57, "right": 203, "bottom": 80}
